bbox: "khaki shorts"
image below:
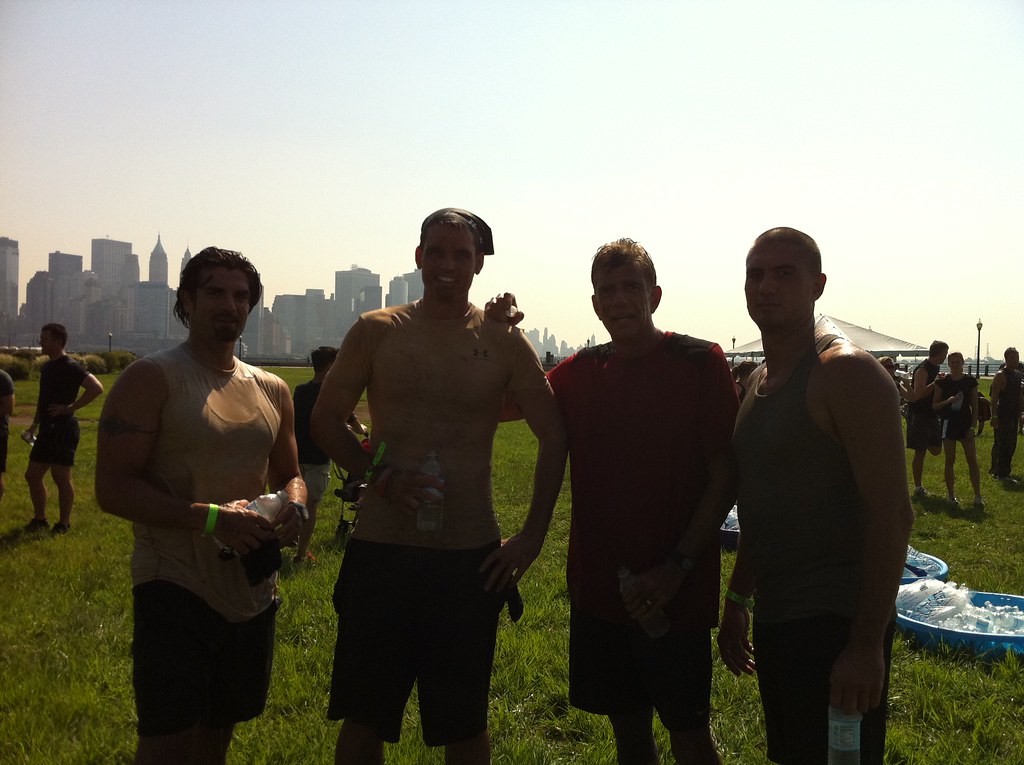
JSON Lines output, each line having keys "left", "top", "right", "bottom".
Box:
{"left": 300, "top": 463, "right": 331, "bottom": 505}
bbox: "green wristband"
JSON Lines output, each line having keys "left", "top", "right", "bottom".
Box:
{"left": 725, "top": 589, "right": 754, "bottom": 609}
{"left": 204, "top": 504, "right": 219, "bottom": 536}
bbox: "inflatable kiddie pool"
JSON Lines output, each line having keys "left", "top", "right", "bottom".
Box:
{"left": 901, "top": 546, "right": 949, "bottom": 585}
{"left": 896, "top": 581, "right": 1024, "bottom": 659}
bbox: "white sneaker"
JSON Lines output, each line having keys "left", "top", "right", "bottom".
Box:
{"left": 973, "top": 497, "right": 985, "bottom": 509}
{"left": 913, "top": 486, "right": 928, "bottom": 498}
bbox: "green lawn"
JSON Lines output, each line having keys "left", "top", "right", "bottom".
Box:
{"left": 0, "top": 370, "right": 1021, "bottom": 763}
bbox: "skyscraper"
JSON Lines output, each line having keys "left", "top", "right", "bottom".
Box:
{"left": 334, "top": 265, "right": 380, "bottom": 337}
{"left": 149, "top": 235, "right": 168, "bottom": 285}
{"left": 178, "top": 246, "right": 192, "bottom": 284}
{"left": 402, "top": 269, "right": 424, "bottom": 302}
{"left": 0, "top": 237, "right": 19, "bottom": 320}
{"left": 386, "top": 275, "right": 408, "bottom": 307}
{"left": 91, "top": 238, "right": 135, "bottom": 298}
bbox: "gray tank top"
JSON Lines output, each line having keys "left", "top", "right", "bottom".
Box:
{"left": 734, "top": 345, "right": 864, "bottom": 622}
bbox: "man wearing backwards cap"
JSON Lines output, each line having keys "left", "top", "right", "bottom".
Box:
{"left": 312, "top": 208, "right": 567, "bottom": 763}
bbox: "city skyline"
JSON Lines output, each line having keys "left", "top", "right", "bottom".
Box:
{"left": 0, "top": 232, "right": 592, "bottom": 359}
{"left": 3, "top": 2, "right": 1022, "bottom": 358}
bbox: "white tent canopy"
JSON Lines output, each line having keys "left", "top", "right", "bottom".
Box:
{"left": 727, "top": 315, "right": 928, "bottom": 359}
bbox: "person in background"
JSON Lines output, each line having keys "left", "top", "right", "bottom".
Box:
{"left": 311, "top": 208, "right": 567, "bottom": 765}
{"left": 95, "top": 247, "right": 307, "bottom": 764}
{"left": 23, "top": 322, "right": 104, "bottom": 534}
{"left": 989, "top": 346, "right": 1022, "bottom": 481}
{"left": 718, "top": 227, "right": 913, "bottom": 765}
{"left": 0, "top": 368, "right": 13, "bottom": 511}
{"left": 292, "top": 345, "right": 366, "bottom": 564}
{"left": 932, "top": 351, "right": 982, "bottom": 508}
{"left": 903, "top": 340, "right": 948, "bottom": 497}
{"left": 732, "top": 360, "right": 759, "bottom": 403}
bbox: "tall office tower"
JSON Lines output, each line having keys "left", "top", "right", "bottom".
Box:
{"left": 91, "top": 238, "right": 135, "bottom": 298}
{"left": 25, "top": 271, "right": 55, "bottom": 335}
{"left": 334, "top": 265, "right": 380, "bottom": 337}
{"left": 48, "top": 251, "right": 85, "bottom": 326}
{"left": 149, "top": 235, "right": 168, "bottom": 284}
{"left": 179, "top": 246, "right": 192, "bottom": 283}
{"left": 0, "top": 237, "right": 19, "bottom": 320}
{"left": 386, "top": 275, "right": 408, "bottom": 307}
{"left": 132, "top": 282, "right": 173, "bottom": 337}
{"left": 272, "top": 289, "right": 331, "bottom": 357}
{"left": 402, "top": 269, "right": 423, "bottom": 302}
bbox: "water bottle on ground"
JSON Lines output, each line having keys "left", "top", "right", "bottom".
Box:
{"left": 617, "top": 566, "right": 670, "bottom": 639}
{"left": 417, "top": 451, "right": 444, "bottom": 531}
{"left": 828, "top": 706, "right": 862, "bottom": 764}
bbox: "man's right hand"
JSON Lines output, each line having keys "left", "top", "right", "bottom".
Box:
{"left": 197, "top": 501, "right": 275, "bottom": 553}
{"left": 717, "top": 600, "right": 755, "bottom": 677}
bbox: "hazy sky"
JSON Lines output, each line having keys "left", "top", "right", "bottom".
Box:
{"left": 2, "top": 0, "right": 1022, "bottom": 357}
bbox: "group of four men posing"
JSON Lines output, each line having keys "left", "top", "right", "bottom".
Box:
{"left": 95, "top": 209, "right": 913, "bottom": 765}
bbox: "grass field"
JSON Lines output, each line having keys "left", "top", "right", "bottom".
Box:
{"left": 0, "top": 368, "right": 1022, "bottom": 763}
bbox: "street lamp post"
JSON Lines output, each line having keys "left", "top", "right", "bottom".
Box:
{"left": 976, "top": 319, "right": 983, "bottom": 377}
{"left": 732, "top": 336, "right": 736, "bottom": 351}
{"left": 108, "top": 332, "right": 112, "bottom": 353}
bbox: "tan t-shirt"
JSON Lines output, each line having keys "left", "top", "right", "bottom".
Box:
{"left": 323, "top": 301, "right": 550, "bottom": 549}
{"left": 131, "top": 345, "right": 284, "bottom": 622}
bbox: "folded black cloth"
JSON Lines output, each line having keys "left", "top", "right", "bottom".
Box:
{"left": 505, "top": 584, "right": 524, "bottom": 623}
{"left": 240, "top": 539, "right": 282, "bottom": 585}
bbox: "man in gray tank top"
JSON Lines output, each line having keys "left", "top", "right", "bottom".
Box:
{"left": 717, "top": 228, "right": 914, "bottom": 765}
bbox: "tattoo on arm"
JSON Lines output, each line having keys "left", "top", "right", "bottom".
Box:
{"left": 99, "top": 417, "right": 157, "bottom": 436}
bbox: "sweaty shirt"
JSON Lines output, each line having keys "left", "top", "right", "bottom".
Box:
{"left": 549, "top": 333, "right": 737, "bottom": 629}
{"left": 131, "top": 344, "right": 285, "bottom": 622}
{"left": 734, "top": 345, "right": 864, "bottom": 623}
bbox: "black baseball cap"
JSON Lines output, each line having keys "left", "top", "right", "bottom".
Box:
{"left": 420, "top": 208, "right": 495, "bottom": 255}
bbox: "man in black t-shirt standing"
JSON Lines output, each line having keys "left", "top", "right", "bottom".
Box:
{"left": 904, "top": 340, "right": 948, "bottom": 497}
{"left": 990, "top": 347, "right": 1023, "bottom": 480}
{"left": 292, "top": 346, "right": 365, "bottom": 563}
{"left": 0, "top": 369, "right": 14, "bottom": 513}
{"left": 23, "top": 323, "right": 104, "bottom": 534}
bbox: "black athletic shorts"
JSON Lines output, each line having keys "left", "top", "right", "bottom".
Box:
{"left": 29, "top": 417, "right": 80, "bottom": 466}
{"left": 568, "top": 606, "right": 713, "bottom": 732}
{"left": 328, "top": 538, "right": 505, "bottom": 746}
{"left": 905, "top": 409, "right": 940, "bottom": 452}
{"left": 132, "top": 580, "right": 278, "bottom": 737}
{"left": 753, "top": 614, "right": 894, "bottom": 765}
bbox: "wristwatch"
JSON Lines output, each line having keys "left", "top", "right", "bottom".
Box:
{"left": 290, "top": 502, "right": 309, "bottom": 522}
{"left": 668, "top": 548, "right": 696, "bottom": 574}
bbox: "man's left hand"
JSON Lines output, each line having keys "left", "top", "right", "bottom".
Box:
{"left": 484, "top": 293, "right": 524, "bottom": 326}
{"left": 828, "top": 642, "right": 886, "bottom": 714}
{"left": 273, "top": 502, "right": 306, "bottom": 546}
{"left": 479, "top": 531, "right": 544, "bottom": 592}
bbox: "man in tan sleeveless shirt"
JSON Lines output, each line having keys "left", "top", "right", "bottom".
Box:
{"left": 96, "top": 247, "right": 307, "bottom": 765}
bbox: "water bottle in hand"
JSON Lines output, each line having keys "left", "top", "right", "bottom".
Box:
{"left": 418, "top": 451, "right": 444, "bottom": 531}
{"left": 828, "top": 706, "right": 862, "bottom": 764}
{"left": 618, "top": 566, "right": 669, "bottom": 639}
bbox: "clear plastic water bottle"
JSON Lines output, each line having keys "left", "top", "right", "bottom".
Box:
{"left": 828, "top": 706, "right": 862, "bottom": 764}
{"left": 617, "top": 566, "right": 669, "bottom": 639}
{"left": 951, "top": 391, "right": 964, "bottom": 412}
{"left": 215, "top": 491, "right": 288, "bottom": 557}
{"left": 417, "top": 451, "right": 443, "bottom": 531}
{"left": 249, "top": 491, "right": 287, "bottom": 520}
